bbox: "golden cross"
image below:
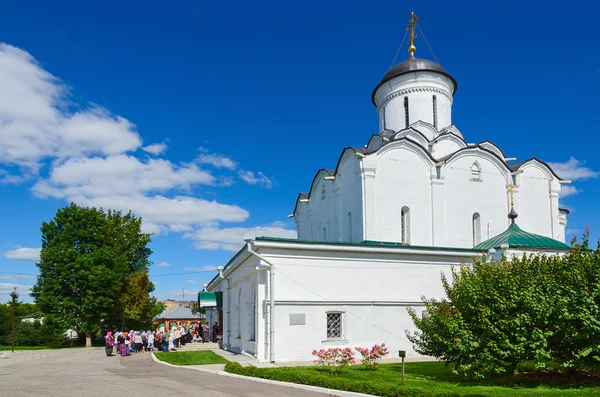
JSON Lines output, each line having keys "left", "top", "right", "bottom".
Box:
{"left": 508, "top": 184, "right": 515, "bottom": 207}
{"left": 406, "top": 11, "right": 419, "bottom": 57}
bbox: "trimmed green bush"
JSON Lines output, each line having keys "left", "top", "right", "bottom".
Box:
{"left": 223, "top": 364, "right": 464, "bottom": 397}
{"left": 408, "top": 231, "right": 600, "bottom": 379}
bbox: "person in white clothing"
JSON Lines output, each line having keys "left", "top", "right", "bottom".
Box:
{"left": 147, "top": 330, "right": 154, "bottom": 351}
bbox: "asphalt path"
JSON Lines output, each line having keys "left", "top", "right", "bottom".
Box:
{"left": 0, "top": 348, "right": 321, "bottom": 397}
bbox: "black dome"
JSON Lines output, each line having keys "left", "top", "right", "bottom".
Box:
{"left": 372, "top": 57, "right": 457, "bottom": 104}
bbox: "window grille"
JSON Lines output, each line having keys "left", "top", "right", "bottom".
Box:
{"left": 404, "top": 96, "right": 409, "bottom": 128}
{"left": 326, "top": 312, "right": 342, "bottom": 339}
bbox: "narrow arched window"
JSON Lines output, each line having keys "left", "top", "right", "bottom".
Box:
{"left": 432, "top": 95, "right": 437, "bottom": 129}
{"left": 347, "top": 212, "right": 352, "bottom": 242}
{"left": 470, "top": 162, "right": 481, "bottom": 181}
{"left": 401, "top": 206, "right": 410, "bottom": 244}
{"left": 250, "top": 283, "right": 257, "bottom": 341}
{"left": 237, "top": 288, "right": 242, "bottom": 338}
{"left": 472, "top": 213, "right": 481, "bottom": 246}
{"left": 404, "top": 96, "right": 409, "bottom": 128}
{"left": 323, "top": 227, "right": 327, "bottom": 241}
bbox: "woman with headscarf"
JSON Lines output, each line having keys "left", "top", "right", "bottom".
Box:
{"left": 147, "top": 330, "right": 154, "bottom": 351}
{"left": 134, "top": 331, "right": 143, "bottom": 353}
{"left": 104, "top": 332, "right": 114, "bottom": 357}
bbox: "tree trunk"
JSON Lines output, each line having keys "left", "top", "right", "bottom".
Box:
{"left": 85, "top": 332, "right": 92, "bottom": 348}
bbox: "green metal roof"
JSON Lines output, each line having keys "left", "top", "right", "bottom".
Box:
{"left": 255, "top": 236, "right": 479, "bottom": 253}
{"left": 197, "top": 291, "right": 222, "bottom": 308}
{"left": 473, "top": 223, "right": 571, "bottom": 251}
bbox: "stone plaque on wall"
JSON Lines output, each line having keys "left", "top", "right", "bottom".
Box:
{"left": 289, "top": 313, "right": 306, "bottom": 325}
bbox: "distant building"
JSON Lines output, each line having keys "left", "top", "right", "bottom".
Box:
{"left": 153, "top": 305, "right": 204, "bottom": 330}
{"left": 160, "top": 299, "right": 195, "bottom": 310}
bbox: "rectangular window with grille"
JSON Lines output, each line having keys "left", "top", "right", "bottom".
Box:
{"left": 326, "top": 312, "right": 343, "bottom": 339}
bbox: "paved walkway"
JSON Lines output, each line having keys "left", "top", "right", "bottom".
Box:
{"left": 0, "top": 348, "right": 321, "bottom": 397}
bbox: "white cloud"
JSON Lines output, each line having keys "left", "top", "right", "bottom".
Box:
{"left": 196, "top": 153, "right": 237, "bottom": 170}
{"left": 0, "top": 44, "right": 142, "bottom": 178}
{"left": 143, "top": 142, "right": 168, "bottom": 156}
{"left": 156, "top": 261, "right": 171, "bottom": 267}
{"left": 238, "top": 170, "right": 273, "bottom": 189}
{"left": 31, "top": 156, "right": 249, "bottom": 233}
{"left": 32, "top": 155, "right": 215, "bottom": 198}
{"left": 184, "top": 223, "right": 297, "bottom": 252}
{"left": 184, "top": 266, "right": 219, "bottom": 272}
{"left": 3, "top": 247, "right": 41, "bottom": 261}
{"left": 548, "top": 158, "right": 599, "bottom": 181}
{"left": 0, "top": 43, "right": 260, "bottom": 241}
{"left": 0, "top": 274, "right": 37, "bottom": 281}
{"left": 559, "top": 185, "right": 579, "bottom": 198}
{"left": 0, "top": 282, "right": 32, "bottom": 297}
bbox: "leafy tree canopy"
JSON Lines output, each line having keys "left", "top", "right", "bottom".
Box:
{"left": 407, "top": 231, "right": 600, "bottom": 379}
{"left": 31, "top": 203, "right": 153, "bottom": 346}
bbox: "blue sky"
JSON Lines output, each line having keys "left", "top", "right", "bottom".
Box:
{"left": 1, "top": 0, "right": 599, "bottom": 302}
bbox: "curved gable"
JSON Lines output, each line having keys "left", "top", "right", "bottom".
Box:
{"left": 441, "top": 146, "right": 511, "bottom": 180}
{"left": 478, "top": 140, "right": 507, "bottom": 159}
{"left": 431, "top": 133, "right": 467, "bottom": 159}
{"left": 438, "top": 125, "right": 464, "bottom": 140}
{"left": 393, "top": 127, "right": 430, "bottom": 148}
{"left": 510, "top": 158, "right": 563, "bottom": 181}
{"left": 409, "top": 120, "right": 437, "bottom": 140}
{"left": 375, "top": 138, "right": 435, "bottom": 172}
{"left": 293, "top": 148, "right": 360, "bottom": 215}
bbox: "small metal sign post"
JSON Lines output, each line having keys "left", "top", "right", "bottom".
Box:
{"left": 398, "top": 350, "right": 406, "bottom": 384}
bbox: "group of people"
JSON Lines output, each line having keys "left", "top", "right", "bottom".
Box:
{"left": 104, "top": 322, "right": 220, "bottom": 357}
{"left": 103, "top": 330, "right": 154, "bottom": 357}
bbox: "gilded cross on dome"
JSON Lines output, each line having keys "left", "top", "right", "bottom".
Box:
{"left": 507, "top": 184, "right": 518, "bottom": 223}
{"left": 406, "top": 12, "right": 419, "bottom": 58}
{"left": 508, "top": 184, "right": 516, "bottom": 207}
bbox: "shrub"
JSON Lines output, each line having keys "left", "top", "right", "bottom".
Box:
{"left": 223, "top": 364, "right": 466, "bottom": 397}
{"left": 224, "top": 362, "right": 243, "bottom": 374}
{"left": 407, "top": 230, "right": 600, "bottom": 379}
{"left": 356, "top": 343, "right": 390, "bottom": 369}
{"left": 311, "top": 347, "right": 355, "bottom": 374}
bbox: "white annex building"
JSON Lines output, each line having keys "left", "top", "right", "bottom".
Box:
{"left": 205, "top": 18, "right": 572, "bottom": 363}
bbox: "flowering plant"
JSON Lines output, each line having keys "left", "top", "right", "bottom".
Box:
{"left": 311, "top": 347, "right": 356, "bottom": 374}
{"left": 355, "top": 343, "right": 389, "bottom": 370}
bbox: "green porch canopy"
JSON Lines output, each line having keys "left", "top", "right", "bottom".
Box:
{"left": 198, "top": 291, "right": 223, "bottom": 308}
{"left": 474, "top": 223, "right": 571, "bottom": 251}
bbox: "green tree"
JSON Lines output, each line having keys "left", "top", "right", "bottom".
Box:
{"left": 113, "top": 270, "right": 164, "bottom": 330}
{"left": 32, "top": 203, "right": 152, "bottom": 347}
{"left": 407, "top": 232, "right": 600, "bottom": 379}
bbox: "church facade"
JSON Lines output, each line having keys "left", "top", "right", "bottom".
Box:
{"left": 205, "top": 29, "right": 572, "bottom": 363}
{"left": 294, "top": 56, "right": 570, "bottom": 248}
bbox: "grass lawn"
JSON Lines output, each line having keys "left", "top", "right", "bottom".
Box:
{"left": 233, "top": 361, "right": 600, "bottom": 396}
{"left": 0, "top": 345, "right": 90, "bottom": 351}
{"left": 1, "top": 346, "right": 61, "bottom": 351}
{"left": 154, "top": 350, "right": 229, "bottom": 366}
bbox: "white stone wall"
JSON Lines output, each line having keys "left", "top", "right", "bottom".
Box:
{"left": 296, "top": 143, "right": 566, "bottom": 248}
{"left": 442, "top": 150, "right": 511, "bottom": 247}
{"left": 367, "top": 141, "right": 433, "bottom": 245}
{"left": 295, "top": 150, "right": 363, "bottom": 242}
{"left": 516, "top": 162, "right": 561, "bottom": 239}
{"left": 206, "top": 241, "right": 478, "bottom": 362}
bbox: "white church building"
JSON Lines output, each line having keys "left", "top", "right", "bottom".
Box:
{"left": 204, "top": 20, "right": 571, "bottom": 362}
